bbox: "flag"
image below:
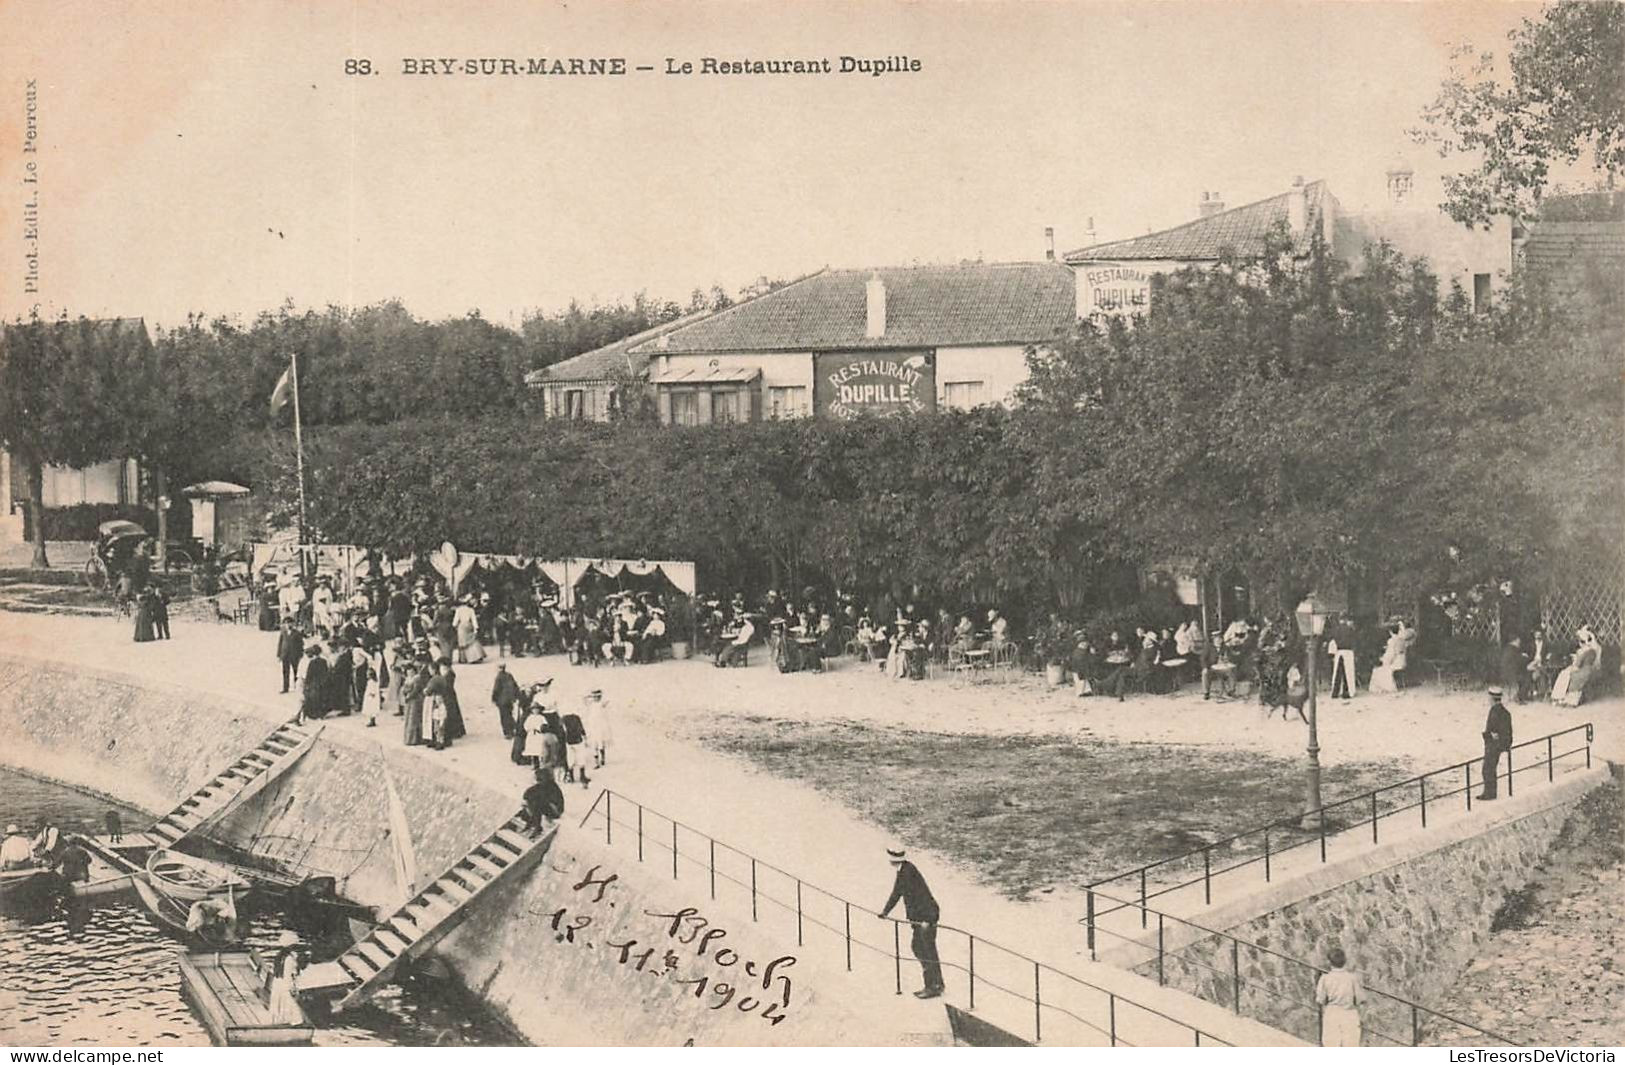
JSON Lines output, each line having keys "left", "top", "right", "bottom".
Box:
{"left": 270, "top": 365, "right": 293, "bottom": 416}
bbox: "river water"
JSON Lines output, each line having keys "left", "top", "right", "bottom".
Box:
{"left": 0, "top": 768, "right": 519, "bottom": 1047}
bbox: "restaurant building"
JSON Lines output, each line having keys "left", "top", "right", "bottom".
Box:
{"left": 1065, "top": 167, "right": 1515, "bottom": 319}
{"left": 529, "top": 261, "right": 1077, "bottom": 424}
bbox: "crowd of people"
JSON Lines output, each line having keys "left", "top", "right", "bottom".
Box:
{"left": 256, "top": 567, "right": 617, "bottom": 810}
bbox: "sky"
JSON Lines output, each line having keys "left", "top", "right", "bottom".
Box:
{"left": 0, "top": 0, "right": 1550, "bottom": 329}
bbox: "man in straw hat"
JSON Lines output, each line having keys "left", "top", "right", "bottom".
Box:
{"left": 878, "top": 847, "right": 945, "bottom": 999}
{"left": 1478, "top": 686, "right": 1514, "bottom": 801}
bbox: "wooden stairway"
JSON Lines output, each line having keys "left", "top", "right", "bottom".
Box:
{"left": 299, "top": 816, "right": 555, "bottom": 1011}
{"left": 147, "top": 722, "right": 322, "bottom": 848}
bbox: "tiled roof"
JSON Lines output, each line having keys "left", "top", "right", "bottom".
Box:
{"left": 630, "top": 262, "right": 1076, "bottom": 355}
{"left": 1522, "top": 221, "right": 1625, "bottom": 269}
{"left": 1064, "top": 181, "right": 1331, "bottom": 262}
{"left": 522, "top": 311, "right": 709, "bottom": 386}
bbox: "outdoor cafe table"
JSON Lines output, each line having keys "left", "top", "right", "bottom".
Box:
{"left": 959, "top": 647, "right": 992, "bottom": 682}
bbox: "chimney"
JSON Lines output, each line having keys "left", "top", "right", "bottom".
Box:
{"left": 1198, "top": 191, "right": 1225, "bottom": 217}
{"left": 1286, "top": 176, "right": 1307, "bottom": 236}
{"left": 1044, "top": 226, "right": 1055, "bottom": 261}
{"left": 1084, "top": 216, "right": 1097, "bottom": 247}
{"left": 865, "top": 274, "right": 886, "bottom": 339}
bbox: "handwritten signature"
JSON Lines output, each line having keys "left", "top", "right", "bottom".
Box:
{"left": 526, "top": 864, "right": 799, "bottom": 1027}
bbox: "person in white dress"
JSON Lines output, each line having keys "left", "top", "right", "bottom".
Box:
{"left": 582, "top": 689, "right": 612, "bottom": 769}
{"left": 1368, "top": 621, "right": 1414, "bottom": 694}
{"left": 1550, "top": 625, "right": 1601, "bottom": 707}
{"left": 265, "top": 930, "right": 303, "bottom": 1024}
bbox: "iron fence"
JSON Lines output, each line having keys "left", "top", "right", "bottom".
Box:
{"left": 1081, "top": 887, "right": 1517, "bottom": 1046}
{"left": 1084, "top": 723, "right": 1593, "bottom": 922}
{"left": 578, "top": 788, "right": 1236, "bottom": 1046}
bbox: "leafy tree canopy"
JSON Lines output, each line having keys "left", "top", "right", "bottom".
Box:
{"left": 1414, "top": 1, "right": 1625, "bottom": 224}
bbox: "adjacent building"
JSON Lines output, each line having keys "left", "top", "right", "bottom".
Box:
{"left": 1065, "top": 167, "right": 1515, "bottom": 318}
{"left": 1, "top": 317, "right": 149, "bottom": 544}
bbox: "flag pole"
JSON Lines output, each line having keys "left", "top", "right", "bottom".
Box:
{"left": 290, "top": 350, "right": 309, "bottom": 550}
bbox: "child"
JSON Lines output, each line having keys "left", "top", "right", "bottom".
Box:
{"left": 104, "top": 809, "right": 123, "bottom": 843}
{"left": 582, "top": 689, "right": 611, "bottom": 769}
{"left": 153, "top": 587, "right": 171, "bottom": 640}
{"left": 427, "top": 687, "right": 448, "bottom": 750}
{"left": 561, "top": 709, "right": 589, "bottom": 788}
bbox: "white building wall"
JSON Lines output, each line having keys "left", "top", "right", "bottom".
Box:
{"left": 935, "top": 344, "right": 1040, "bottom": 409}
{"left": 1336, "top": 210, "right": 1514, "bottom": 292}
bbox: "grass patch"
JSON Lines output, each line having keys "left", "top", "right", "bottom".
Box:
{"left": 705, "top": 716, "right": 1410, "bottom": 900}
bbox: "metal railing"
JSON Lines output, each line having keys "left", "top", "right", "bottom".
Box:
{"left": 578, "top": 788, "right": 1236, "bottom": 1046}
{"left": 1085, "top": 723, "right": 1594, "bottom": 922}
{"left": 1081, "top": 887, "right": 1517, "bottom": 1046}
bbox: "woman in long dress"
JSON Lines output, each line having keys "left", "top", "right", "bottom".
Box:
{"left": 1368, "top": 622, "right": 1412, "bottom": 694}
{"left": 133, "top": 588, "right": 157, "bottom": 642}
{"left": 1551, "top": 627, "right": 1601, "bottom": 707}
{"left": 384, "top": 642, "right": 406, "bottom": 717}
{"left": 265, "top": 931, "right": 303, "bottom": 1025}
{"left": 401, "top": 659, "right": 427, "bottom": 746}
{"left": 454, "top": 598, "right": 485, "bottom": 664}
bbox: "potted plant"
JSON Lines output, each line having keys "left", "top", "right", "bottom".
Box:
{"left": 668, "top": 594, "right": 695, "bottom": 659}
{"left": 1034, "top": 619, "right": 1074, "bottom": 687}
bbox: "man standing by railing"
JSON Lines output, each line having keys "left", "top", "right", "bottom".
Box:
{"left": 1314, "top": 947, "right": 1365, "bottom": 1046}
{"left": 879, "top": 847, "right": 945, "bottom": 999}
{"left": 1479, "top": 687, "right": 1514, "bottom": 800}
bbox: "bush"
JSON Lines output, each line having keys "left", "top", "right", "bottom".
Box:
{"left": 22, "top": 503, "right": 157, "bottom": 542}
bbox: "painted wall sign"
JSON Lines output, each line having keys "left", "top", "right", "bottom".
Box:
{"left": 1077, "top": 261, "right": 1152, "bottom": 317}
{"left": 813, "top": 351, "right": 935, "bottom": 419}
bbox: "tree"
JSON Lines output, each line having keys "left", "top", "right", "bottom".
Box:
{"left": 1414, "top": 1, "right": 1625, "bottom": 224}
{"left": 0, "top": 316, "right": 150, "bottom": 567}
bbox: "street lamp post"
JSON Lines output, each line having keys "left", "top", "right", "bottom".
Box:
{"left": 1296, "top": 593, "right": 1329, "bottom": 825}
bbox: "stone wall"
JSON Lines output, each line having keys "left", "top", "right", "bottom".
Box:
{"left": 1116, "top": 770, "right": 1608, "bottom": 1045}
{"left": 0, "top": 653, "right": 884, "bottom": 1046}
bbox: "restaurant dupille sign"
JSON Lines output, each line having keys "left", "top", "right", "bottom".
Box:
{"left": 814, "top": 351, "right": 936, "bottom": 419}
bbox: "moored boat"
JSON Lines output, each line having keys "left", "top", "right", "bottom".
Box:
{"left": 67, "top": 834, "right": 144, "bottom": 898}
{"left": 132, "top": 875, "right": 241, "bottom": 946}
{"left": 146, "top": 848, "right": 250, "bottom": 903}
{"left": 0, "top": 863, "right": 64, "bottom": 907}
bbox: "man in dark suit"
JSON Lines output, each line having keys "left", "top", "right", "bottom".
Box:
{"left": 491, "top": 662, "right": 521, "bottom": 738}
{"left": 1478, "top": 687, "right": 1514, "bottom": 800}
{"left": 277, "top": 619, "right": 305, "bottom": 693}
{"left": 878, "top": 847, "right": 944, "bottom": 998}
{"left": 1499, "top": 637, "right": 1530, "bottom": 703}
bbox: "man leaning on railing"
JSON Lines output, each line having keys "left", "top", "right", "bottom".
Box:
{"left": 879, "top": 847, "right": 945, "bottom": 999}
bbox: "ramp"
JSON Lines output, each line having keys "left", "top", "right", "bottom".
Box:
{"left": 147, "top": 721, "right": 322, "bottom": 848}
{"left": 299, "top": 816, "right": 554, "bottom": 1011}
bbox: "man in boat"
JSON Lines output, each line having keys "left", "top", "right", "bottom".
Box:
{"left": 186, "top": 893, "right": 238, "bottom": 942}
{"left": 55, "top": 840, "right": 92, "bottom": 884}
{"left": 0, "top": 823, "right": 33, "bottom": 869}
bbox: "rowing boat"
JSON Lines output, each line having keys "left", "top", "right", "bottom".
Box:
{"left": 0, "top": 864, "right": 63, "bottom": 907}
{"left": 146, "top": 848, "right": 250, "bottom": 903}
{"left": 69, "top": 835, "right": 143, "bottom": 898}
{"left": 132, "top": 876, "right": 241, "bottom": 946}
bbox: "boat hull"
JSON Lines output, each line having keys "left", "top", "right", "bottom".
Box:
{"left": 132, "top": 875, "right": 241, "bottom": 946}
{"left": 0, "top": 866, "right": 64, "bottom": 907}
{"left": 146, "top": 849, "right": 250, "bottom": 903}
